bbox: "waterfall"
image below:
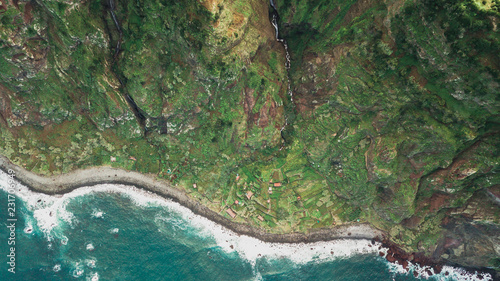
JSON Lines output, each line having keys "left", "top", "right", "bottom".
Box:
{"left": 108, "top": 0, "right": 122, "bottom": 59}
{"left": 269, "top": 1, "right": 294, "bottom": 149}
{"left": 106, "top": 0, "right": 147, "bottom": 132}
{"left": 269, "top": 1, "right": 292, "bottom": 102}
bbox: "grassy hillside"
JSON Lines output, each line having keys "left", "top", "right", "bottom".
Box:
{"left": 0, "top": 0, "right": 498, "bottom": 270}
{"left": 275, "top": 0, "right": 500, "bottom": 268}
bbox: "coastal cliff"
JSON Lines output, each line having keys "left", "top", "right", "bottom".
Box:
{"left": 0, "top": 0, "right": 498, "bottom": 273}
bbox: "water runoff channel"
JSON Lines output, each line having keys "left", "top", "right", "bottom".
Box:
{"left": 106, "top": 0, "right": 295, "bottom": 144}
{"left": 269, "top": 0, "right": 295, "bottom": 149}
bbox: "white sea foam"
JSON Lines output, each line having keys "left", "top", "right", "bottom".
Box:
{"left": 385, "top": 256, "right": 493, "bottom": 281}
{"left": 439, "top": 266, "right": 493, "bottom": 281}
{"left": 32, "top": 202, "right": 76, "bottom": 238}
{"left": 87, "top": 272, "right": 99, "bottom": 281}
{"left": 91, "top": 209, "right": 104, "bottom": 218}
{"left": 72, "top": 262, "right": 84, "bottom": 278}
{"left": 89, "top": 184, "right": 381, "bottom": 265}
{"left": 126, "top": 192, "right": 378, "bottom": 265}
{"left": 53, "top": 264, "right": 61, "bottom": 272}
{"left": 0, "top": 172, "right": 379, "bottom": 265}
{"left": 23, "top": 223, "right": 33, "bottom": 234}
{"left": 86, "top": 243, "right": 94, "bottom": 251}
{"left": 73, "top": 269, "right": 84, "bottom": 278}
{"left": 154, "top": 212, "right": 188, "bottom": 234}
{"left": 0, "top": 170, "right": 492, "bottom": 280}
{"left": 0, "top": 171, "right": 76, "bottom": 241}
{"left": 85, "top": 258, "right": 96, "bottom": 268}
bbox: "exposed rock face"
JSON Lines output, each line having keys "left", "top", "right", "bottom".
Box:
{"left": 0, "top": 0, "right": 498, "bottom": 272}
{"left": 275, "top": 0, "right": 499, "bottom": 270}
{"left": 0, "top": 0, "right": 286, "bottom": 171}
{"left": 438, "top": 217, "right": 500, "bottom": 268}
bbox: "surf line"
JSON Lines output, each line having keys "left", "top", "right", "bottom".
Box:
{"left": 269, "top": 1, "right": 295, "bottom": 150}
{"left": 0, "top": 157, "right": 384, "bottom": 245}
{"left": 0, "top": 167, "right": 494, "bottom": 281}
{"left": 0, "top": 172, "right": 382, "bottom": 266}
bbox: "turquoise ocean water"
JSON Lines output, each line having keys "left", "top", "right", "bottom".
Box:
{"left": 0, "top": 171, "right": 492, "bottom": 281}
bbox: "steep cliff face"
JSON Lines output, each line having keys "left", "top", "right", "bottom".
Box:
{"left": 0, "top": 0, "right": 287, "bottom": 173}
{"left": 275, "top": 0, "right": 499, "bottom": 269}
{"left": 0, "top": 0, "right": 499, "bottom": 270}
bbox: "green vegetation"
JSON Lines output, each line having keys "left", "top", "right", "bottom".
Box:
{"left": 0, "top": 0, "right": 498, "bottom": 269}
{"left": 275, "top": 0, "right": 499, "bottom": 267}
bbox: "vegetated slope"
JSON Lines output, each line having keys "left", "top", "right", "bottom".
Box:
{"left": 0, "top": 1, "right": 286, "bottom": 183}
{"left": 275, "top": 0, "right": 499, "bottom": 269}
{"left": 0, "top": 0, "right": 498, "bottom": 270}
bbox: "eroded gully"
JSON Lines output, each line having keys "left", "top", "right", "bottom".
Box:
{"left": 269, "top": 0, "right": 295, "bottom": 149}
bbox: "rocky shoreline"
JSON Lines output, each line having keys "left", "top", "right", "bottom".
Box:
{"left": 0, "top": 155, "right": 384, "bottom": 243}
{"left": 0, "top": 155, "right": 496, "bottom": 279}
{"left": 376, "top": 237, "right": 498, "bottom": 280}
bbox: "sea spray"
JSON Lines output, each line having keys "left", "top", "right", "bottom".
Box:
{"left": 385, "top": 260, "right": 493, "bottom": 281}
{"left": 91, "top": 209, "right": 104, "bottom": 219}
{"left": 0, "top": 170, "right": 493, "bottom": 281}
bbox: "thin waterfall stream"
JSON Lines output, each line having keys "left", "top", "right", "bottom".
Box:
{"left": 269, "top": 0, "right": 294, "bottom": 149}
{"left": 270, "top": 0, "right": 292, "bottom": 102}
{"left": 107, "top": 0, "right": 147, "bottom": 132}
